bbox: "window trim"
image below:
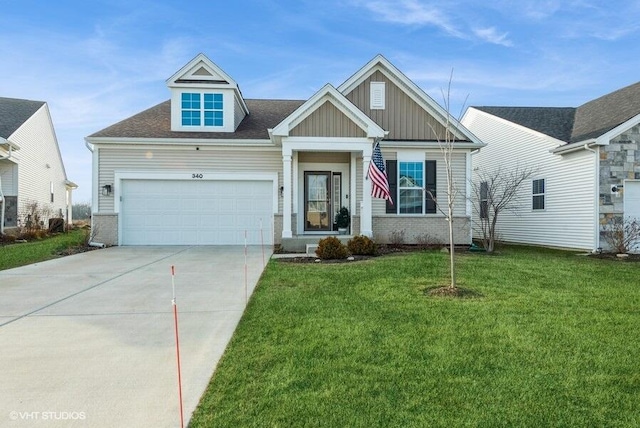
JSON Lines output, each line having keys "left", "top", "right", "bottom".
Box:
{"left": 180, "top": 92, "right": 224, "bottom": 128}
{"left": 532, "top": 178, "right": 545, "bottom": 211}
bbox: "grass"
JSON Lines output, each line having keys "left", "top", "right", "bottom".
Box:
{"left": 0, "top": 228, "right": 88, "bottom": 271}
{"left": 191, "top": 247, "right": 640, "bottom": 427}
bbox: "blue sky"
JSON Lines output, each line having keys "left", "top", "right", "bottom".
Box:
{"left": 2, "top": 0, "right": 640, "bottom": 203}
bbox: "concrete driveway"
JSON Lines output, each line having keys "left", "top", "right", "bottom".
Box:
{"left": 0, "top": 246, "right": 269, "bottom": 427}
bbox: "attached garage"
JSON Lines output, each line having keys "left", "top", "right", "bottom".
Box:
{"left": 119, "top": 178, "right": 274, "bottom": 245}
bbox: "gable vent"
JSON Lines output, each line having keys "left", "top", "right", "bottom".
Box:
{"left": 370, "top": 81, "right": 385, "bottom": 110}
{"left": 193, "top": 66, "right": 213, "bottom": 76}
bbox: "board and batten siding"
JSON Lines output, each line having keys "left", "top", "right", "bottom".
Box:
{"left": 290, "top": 101, "right": 366, "bottom": 138}
{"left": 344, "top": 70, "right": 448, "bottom": 141}
{"left": 371, "top": 149, "right": 468, "bottom": 217}
{"left": 97, "top": 146, "right": 283, "bottom": 213}
{"left": 7, "top": 104, "right": 69, "bottom": 220}
{"left": 463, "top": 108, "right": 597, "bottom": 250}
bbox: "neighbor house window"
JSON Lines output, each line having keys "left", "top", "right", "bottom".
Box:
{"left": 386, "top": 160, "right": 437, "bottom": 214}
{"left": 480, "top": 181, "right": 489, "bottom": 219}
{"left": 532, "top": 178, "right": 545, "bottom": 210}
{"left": 181, "top": 92, "right": 223, "bottom": 127}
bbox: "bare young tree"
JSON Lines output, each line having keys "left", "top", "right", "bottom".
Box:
{"left": 428, "top": 71, "right": 467, "bottom": 290}
{"left": 470, "top": 165, "right": 537, "bottom": 252}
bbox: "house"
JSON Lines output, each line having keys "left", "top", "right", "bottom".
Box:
{"left": 86, "top": 54, "right": 484, "bottom": 250}
{"left": 462, "top": 81, "right": 640, "bottom": 252}
{"left": 0, "top": 97, "right": 77, "bottom": 234}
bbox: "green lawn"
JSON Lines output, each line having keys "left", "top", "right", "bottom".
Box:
{"left": 190, "top": 247, "right": 640, "bottom": 427}
{"left": 0, "top": 229, "right": 88, "bottom": 271}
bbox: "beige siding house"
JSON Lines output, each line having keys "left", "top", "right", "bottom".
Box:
{"left": 462, "top": 81, "right": 640, "bottom": 252}
{"left": 86, "top": 54, "right": 484, "bottom": 249}
{"left": 0, "top": 97, "right": 77, "bottom": 233}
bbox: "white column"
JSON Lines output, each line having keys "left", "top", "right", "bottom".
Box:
{"left": 361, "top": 149, "right": 373, "bottom": 237}
{"left": 282, "top": 151, "right": 293, "bottom": 239}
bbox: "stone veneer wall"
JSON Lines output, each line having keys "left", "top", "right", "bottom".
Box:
{"left": 599, "top": 128, "right": 640, "bottom": 240}
{"left": 91, "top": 213, "right": 118, "bottom": 246}
{"left": 372, "top": 216, "right": 470, "bottom": 245}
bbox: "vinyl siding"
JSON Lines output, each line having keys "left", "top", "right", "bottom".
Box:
{"left": 463, "top": 108, "right": 597, "bottom": 250}
{"left": 7, "top": 104, "right": 70, "bottom": 221}
{"left": 97, "top": 146, "right": 283, "bottom": 213}
{"left": 372, "top": 149, "right": 468, "bottom": 217}
{"left": 234, "top": 96, "right": 246, "bottom": 130}
{"left": 291, "top": 101, "right": 366, "bottom": 137}
{"left": 344, "top": 70, "right": 448, "bottom": 141}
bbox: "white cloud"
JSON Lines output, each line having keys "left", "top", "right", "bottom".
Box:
{"left": 473, "top": 27, "right": 513, "bottom": 47}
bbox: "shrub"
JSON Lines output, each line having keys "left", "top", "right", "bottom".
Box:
{"left": 347, "top": 235, "right": 377, "bottom": 255}
{"left": 601, "top": 216, "right": 640, "bottom": 253}
{"left": 315, "top": 237, "right": 348, "bottom": 260}
{"left": 389, "top": 230, "right": 405, "bottom": 247}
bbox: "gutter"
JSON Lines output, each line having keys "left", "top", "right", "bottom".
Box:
{"left": 550, "top": 139, "right": 598, "bottom": 155}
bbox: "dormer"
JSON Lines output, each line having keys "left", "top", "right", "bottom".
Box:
{"left": 166, "top": 53, "right": 249, "bottom": 133}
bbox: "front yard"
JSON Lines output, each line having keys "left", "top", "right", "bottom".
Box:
{"left": 191, "top": 247, "right": 639, "bottom": 427}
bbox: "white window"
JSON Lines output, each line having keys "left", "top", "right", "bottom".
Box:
{"left": 370, "top": 82, "right": 385, "bottom": 110}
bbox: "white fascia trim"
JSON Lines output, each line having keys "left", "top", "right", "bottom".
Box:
{"left": 595, "top": 113, "right": 640, "bottom": 145}
{"left": 282, "top": 139, "right": 372, "bottom": 155}
{"left": 271, "top": 84, "right": 385, "bottom": 138}
{"left": 383, "top": 140, "right": 485, "bottom": 149}
{"left": 0, "top": 137, "right": 21, "bottom": 151}
{"left": 86, "top": 137, "right": 274, "bottom": 147}
{"left": 113, "top": 170, "right": 279, "bottom": 215}
{"left": 338, "top": 56, "right": 481, "bottom": 145}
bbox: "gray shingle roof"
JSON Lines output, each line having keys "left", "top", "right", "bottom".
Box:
{"left": 474, "top": 106, "right": 576, "bottom": 142}
{"left": 475, "top": 80, "right": 640, "bottom": 144}
{"left": 571, "top": 80, "right": 640, "bottom": 142}
{"left": 0, "top": 97, "right": 46, "bottom": 139}
{"left": 89, "top": 99, "right": 305, "bottom": 140}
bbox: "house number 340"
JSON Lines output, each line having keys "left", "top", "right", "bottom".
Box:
{"left": 192, "top": 173, "right": 204, "bottom": 179}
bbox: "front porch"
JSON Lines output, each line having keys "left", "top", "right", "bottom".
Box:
{"left": 280, "top": 234, "right": 354, "bottom": 254}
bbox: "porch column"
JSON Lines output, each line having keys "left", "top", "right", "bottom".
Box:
{"left": 361, "top": 152, "right": 373, "bottom": 237}
{"left": 282, "top": 151, "right": 293, "bottom": 238}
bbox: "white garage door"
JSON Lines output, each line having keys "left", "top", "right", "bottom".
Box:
{"left": 120, "top": 180, "right": 273, "bottom": 245}
{"left": 625, "top": 181, "right": 640, "bottom": 253}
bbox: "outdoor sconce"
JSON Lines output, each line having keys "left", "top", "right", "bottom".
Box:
{"left": 101, "top": 184, "right": 112, "bottom": 196}
{"left": 279, "top": 186, "right": 284, "bottom": 197}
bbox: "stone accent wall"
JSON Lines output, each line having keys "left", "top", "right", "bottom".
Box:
{"left": 599, "top": 128, "right": 640, "bottom": 241}
{"left": 91, "top": 213, "right": 118, "bottom": 246}
{"left": 372, "top": 216, "right": 470, "bottom": 245}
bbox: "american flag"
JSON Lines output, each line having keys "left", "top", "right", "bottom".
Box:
{"left": 368, "top": 141, "right": 393, "bottom": 204}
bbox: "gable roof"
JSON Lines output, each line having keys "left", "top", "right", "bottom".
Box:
{"left": 474, "top": 107, "right": 576, "bottom": 142}
{"left": 270, "top": 84, "right": 385, "bottom": 140}
{"left": 338, "top": 54, "right": 483, "bottom": 145}
{"left": 474, "top": 80, "right": 640, "bottom": 145}
{"left": 88, "top": 99, "right": 304, "bottom": 140}
{"left": 0, "top": 97, "right": 45, "bottom": 139}
{"left": 572, "top": 80, "right": 640, "bottom": 142}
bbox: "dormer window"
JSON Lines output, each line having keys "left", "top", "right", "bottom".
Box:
{"left": 181, "top": 92, "right": 223, "bottom": 127}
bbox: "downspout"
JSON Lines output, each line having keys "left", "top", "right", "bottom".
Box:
{"left": 0, "top": 142, "right": 14, "bottom": 235}
{"left": 584, "top": 143, "right": 599, "bottom": 251}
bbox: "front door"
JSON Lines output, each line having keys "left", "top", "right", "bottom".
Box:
{"left": 304, "top": 171, "right": 331, "bottom": 231}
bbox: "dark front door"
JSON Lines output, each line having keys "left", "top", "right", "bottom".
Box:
{"left": 304, "top": 171, "right": 331, "bottom": 231}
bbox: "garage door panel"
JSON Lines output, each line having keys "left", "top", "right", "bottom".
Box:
{"left": 121, "top": 179, "right": 273, "bottom": 245}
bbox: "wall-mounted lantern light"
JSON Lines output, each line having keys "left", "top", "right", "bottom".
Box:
{"left": 279, "top": 186, "right": 284, "bottom": 197}
{"left": 101, "top": 184, "right": 112, "bottom": 196}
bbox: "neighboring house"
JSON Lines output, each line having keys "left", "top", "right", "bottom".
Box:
{"left": 86, "top": 54, "right": 484, "bottom": 249}
{"left": 0, "top": 97, "right": 77, "bottom": 234}
{"left": 462, "top": 81, "right": 640, "bottom": 252}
